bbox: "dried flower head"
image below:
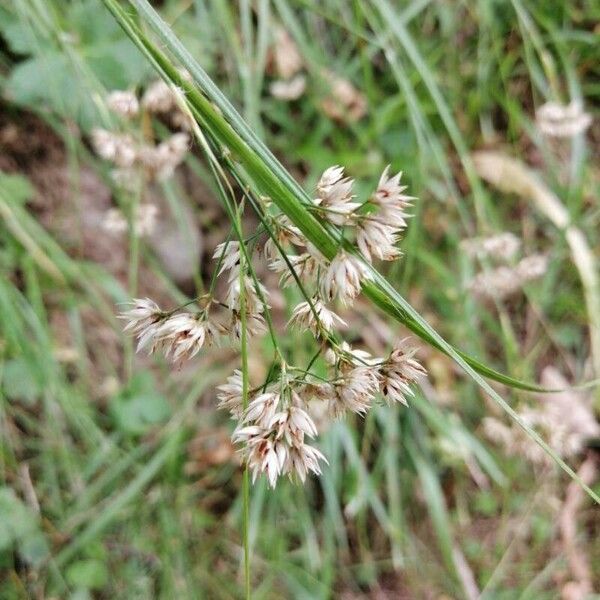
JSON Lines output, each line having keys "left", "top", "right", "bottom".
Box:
{"left": 320, "top": 71, "right": 367, "bottom": 122}
{"left": 91, "top": 128, "right": 137, "bottom": 168}
{"left": 270, "top": 75, "right": 307, "bottom": 101}
{"left": 321, "top": 252, "right": 372, "bottom": 304}
{"left": 371, "top": 167, "right": 413, "bottom": 229}
{"left": 460, "top": 232, "right": 521, "bottom": 262}
{"left": 106, "top": 90, "right": 139, "bottom": 119}
{"left": 216, "top": 370, "right": 245, "bottom": 418}
{"left": 356, "top": 218, "right": 401, "bottom": 262}
{"left": 233, "top": 402, "right": 326, "bottom": 488}
{"left": 288, "top": 298, "right": 346, "bottom": 335}
{"left": 379, "top": 344, "right": 427, "bottom": 406}
{"left": 119, "top": 298, "right": 163, "bottom": 336}
{"left": 330, "top": 366, "right": 379, "bottom": 417}
{"left": 117, "top": 161, "right": 426, "bottom": 490}
{"left": 101, "top": 203, "right": 158, "bottom": 238}
{"left": 155, "top": 313, "right": 221, "bottom": 361}
{"left": 314, "top": 166, "right": 360, "bottom": 225}
{"left": 271, "top": 27, "right": 303, "bottom": 80}
{"left": 469, "top": 254, "right": 548, "bottom": 300}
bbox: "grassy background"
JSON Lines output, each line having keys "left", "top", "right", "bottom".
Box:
{"left": 0, "top": 0, "right": 599, "bottom": 597}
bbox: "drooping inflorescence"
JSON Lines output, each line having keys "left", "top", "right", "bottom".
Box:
{"left": 119, "top": 165, "right": 426, "bottom": 487}
{"left": 92, "top": 84, "right": 192, "bottom": 236}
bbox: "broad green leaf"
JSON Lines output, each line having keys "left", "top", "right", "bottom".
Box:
{"left": 2, "top": 358, "right": 42, "bottom": 406}
{"left": 0, "top": 487, "right": 48, "bottom": 566}
{"left": 110, "top": 371, "right": 171, "bottom": 435}
{"left": 0, "top": 173, "right": 35, "bottom": 205}
{"left": 66, "top": 559, "right": 109, "bottom": 590}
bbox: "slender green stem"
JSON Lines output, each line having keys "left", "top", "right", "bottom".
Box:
{"left": 238, "top": 210, "right": 251, "bottom": 600}
{"left": 125, "top": 184, "right": 142, "bottom": 382}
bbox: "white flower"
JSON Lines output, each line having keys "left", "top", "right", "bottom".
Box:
{"left": 91, "top": 129, "right": 137, "bottom": 167}
{"left": 269, "top": 406, "right": 318, "bottom": 443}
{"left": 318, "top": 166, "right": 346, "bottom": 192}
{"left": 243, "top": 392, "right": 280, "bottom": 427}
{"left": 213, "top": 241, "right": 241, "bottom": 278}
{"left": 119, "top": 298, "right": 163, "bottom": 336}
{"left": 460, "top": 233, "right": 521, "bottom": 262}
{"left": 314, "top": 166, "right": 360, "bottom": 225}
{"left": 284, "top": 442, "right": 327, "bottom": 483}
{"left": 270, "top": 75, "right": 306, "bottom": 101}
{"left": 155, "top": 313, "right": 219, "bottom": 361}
{"left": 330, "top": 366, "right": 379, "bottom": 417}
{"left": 269, "top": 253, "right": 321, "bottom": 287}
{"left": 371, "top": 167, "right": 413, "bottom": 229}
{"left": 118, "top": 297, "right": 167, "bottom": 356}
{"left": 379, "top": 344, "right": 426, "bottom": 406}
{"left": 356, "top": 218, "right": 401, "bottom": 262}
{"left": 226, "top": 276, "right": 269, "bottom": 315}
{"left": 217, "top": 370, "right": 245, "bottom": 418}
{"left": 233, "top": 406, "right": 326, "bottom": 488}
{"left": 138, "top": 133, "right": 189, "bottom": 180}
{"left": 142, "top": 79, "right": 176, "bottom": 113}
{"left": 536, "top": 100, "right": 592, "bottom": 138}
{"left": 288, "top": 299, "right": 346, "bottom": 335}
{"left": 135, "top": 321, "right": 166, "bottom": 355}
{"left": 320, "top": 252, "right": 372, "bottom": 303}
{"left": 106, "top": 90, "right": 139, "bottom": 118}
{"left": 233, "top": 428, "right": 287, "bottom": 488}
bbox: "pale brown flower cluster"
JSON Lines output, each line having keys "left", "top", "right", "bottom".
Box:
{"left": 468, "top": 254, "right": 548, "bottom": 301}
{"left": 536, "top": 100, "right": 592, "bottom": 138}
{"left": 91, "top": 86, "right": 192, "bottom": 237}
{"left": 119, "top": 241, "right": 269, "bottom": 361}
{"left": 483, "top": 369, "right": 600, "bottom": 467}
{"left": 91, "top": 87, "right": 190, "bottom": 185}
{"left": 120, "top": 164, "right": 426, "bottom": 488}
{"left": 102, "top": 203, "right": 158, "bottom": 237}
{"left": 268, "top": 165, "right": 413, "bottom": 310}
{"left": 267, "top": 26, "right": 367, "bottom": 122}
{"left": 268, "top": 27, "right": 306, "bottom": 101}
{"left": 463, "top": 230, "right": 548, "bottom": 301}
{"left": 218, "top": 340, "right": 425, "bottom": 487}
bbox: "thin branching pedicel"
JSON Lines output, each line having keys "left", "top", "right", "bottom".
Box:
{"left": 120, "top": 164, "right": 427, "bottom": 488}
